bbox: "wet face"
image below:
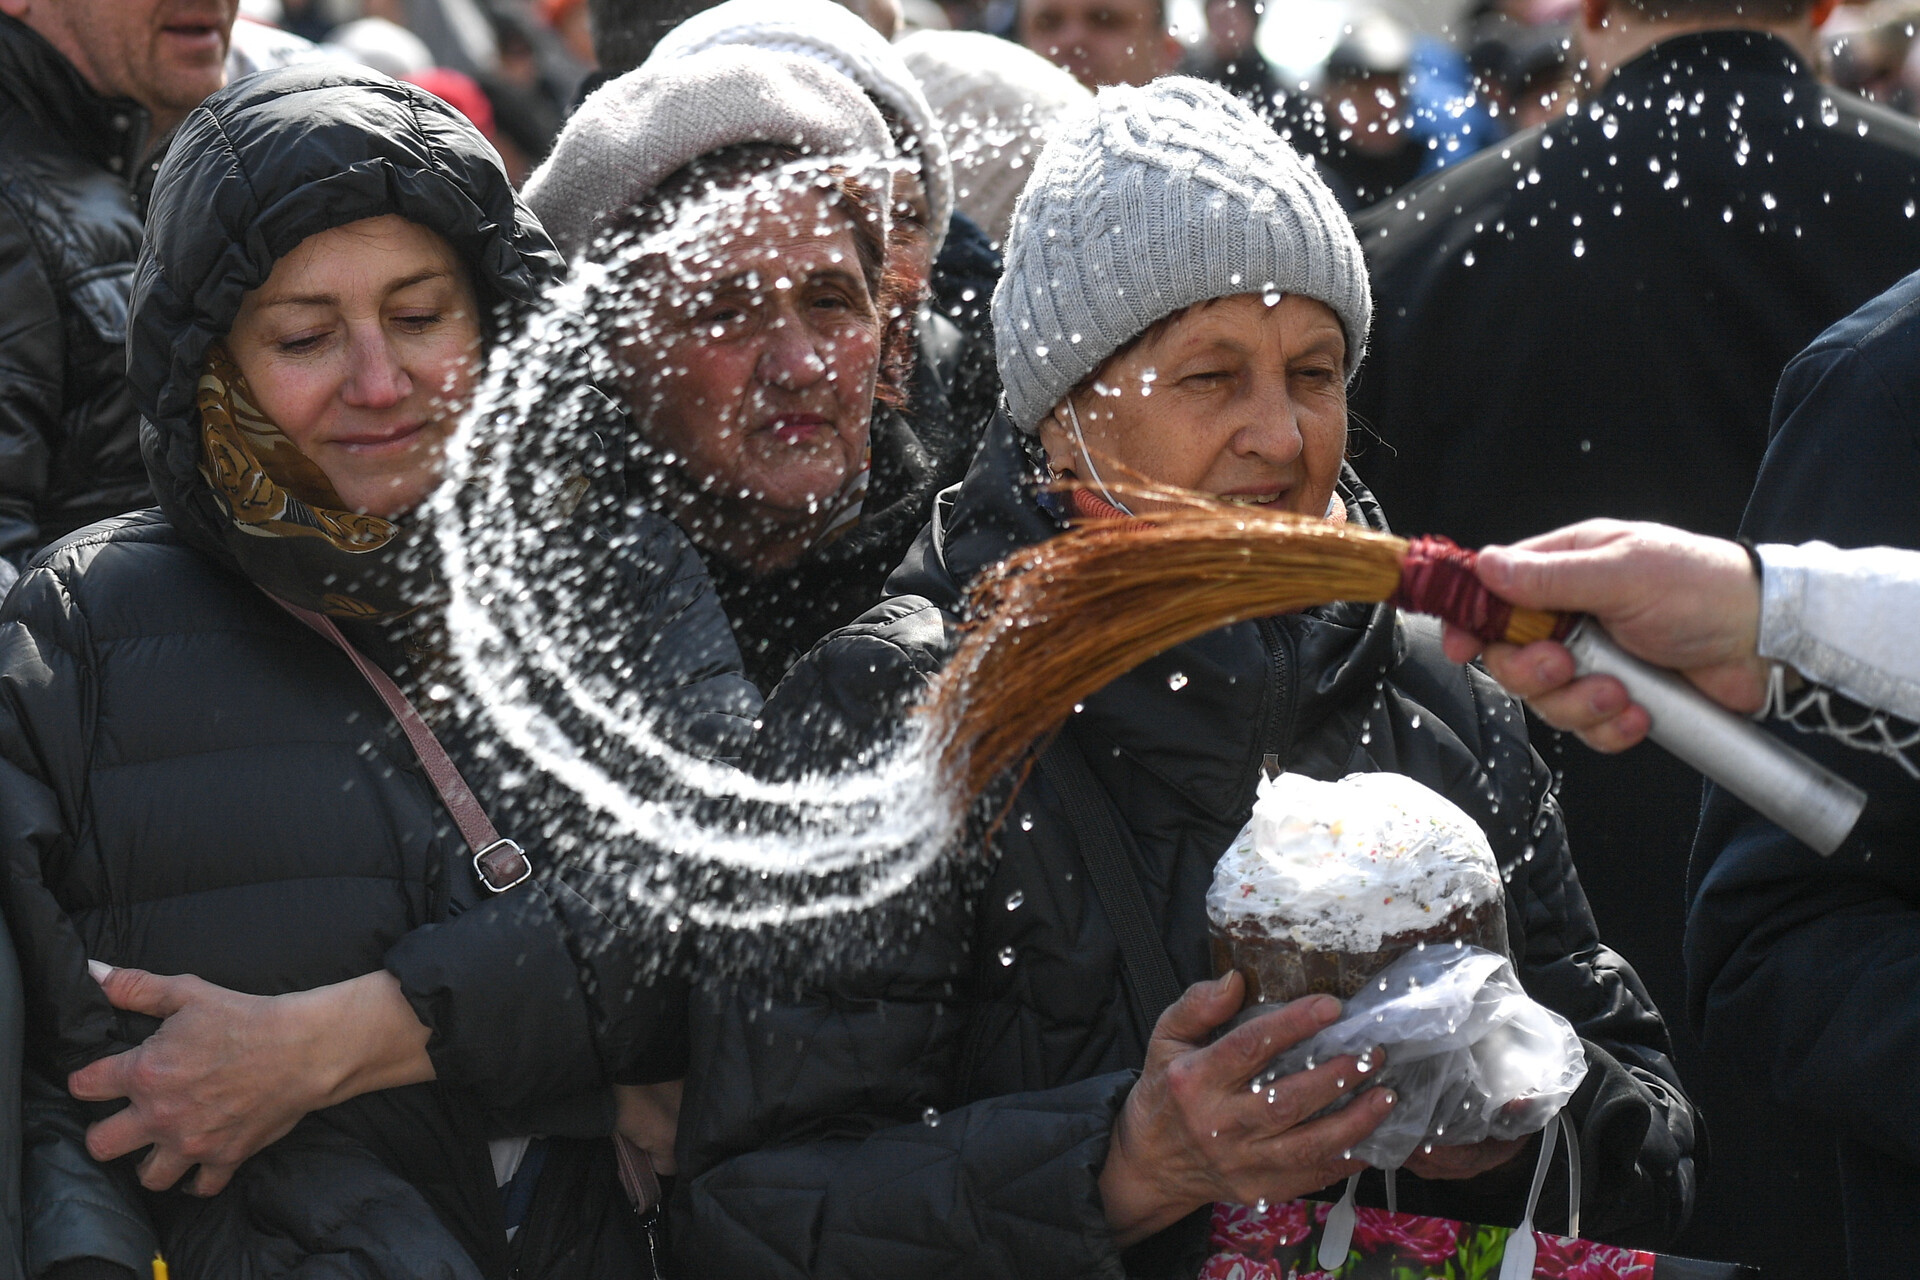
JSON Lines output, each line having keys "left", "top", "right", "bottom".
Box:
{"left": 618, "top": 185, "right": 882, "bottom": 570}
{"left": 1018, "top": 0, "right": 1181, "bottom": 88}
{"left": 225, "top": 215, "right": 482, "bottom": 518}
{"left": 1037, "top": 293, "right": 1348, "bottom": 518}
{"left": 1, "top": 0, "right": 236, "bottom": 123}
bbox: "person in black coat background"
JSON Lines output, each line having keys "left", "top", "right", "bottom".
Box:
{"left": 670, "top": 77, "right": 1695, "bottom": 1278}
{"left": 1346, "top": 7, "right": 1920, "bottom": 1265}
{"left": 0, "top": 7, "right": 205, "bottom": 587}
{"left": 0, "top": 67, "right": 756, "bottom": 1278}
{"left": 1689, "top": 269, "right": 1920, "bottom": 1280}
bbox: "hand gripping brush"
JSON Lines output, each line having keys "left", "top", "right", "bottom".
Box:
{"left": 920, "top": 489, "right": 1864, "bottom": 855}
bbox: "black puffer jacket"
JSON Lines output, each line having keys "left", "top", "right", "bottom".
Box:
{"left": 0, "top": 15, "right": 154, "bottom": 578}
{"left": 670, "top": 417, "right": 1698, "bottom": 1278}
{"left": 0, "top": 68, "right": 756, "bottom": 1278}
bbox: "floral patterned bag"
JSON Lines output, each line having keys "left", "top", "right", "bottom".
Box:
{"left": 1203, "top": 1113, "right": 1756, "bottom": 1280}
{"left": 1203, "top": 1193, "right": 1756, "bottom": 1279}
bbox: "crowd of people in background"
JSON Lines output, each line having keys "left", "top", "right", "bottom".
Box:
{"left": 6, "top": 0, "right": 1920, "bottom": 1274}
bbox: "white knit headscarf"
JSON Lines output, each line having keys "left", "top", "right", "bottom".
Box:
{"left": 643, "top": 0, "right": 954, "bottom": 255}
{"left": 521, "top": 45, "right": 894, "bottom": 264}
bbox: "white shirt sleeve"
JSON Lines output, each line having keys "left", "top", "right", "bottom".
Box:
{"left": 1757, "top": 541, "right": 1920, "bottom": 722}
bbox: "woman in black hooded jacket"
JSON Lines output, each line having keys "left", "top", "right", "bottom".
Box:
{"left": 0, "top": 68, "right": 756, "bottom": 1279}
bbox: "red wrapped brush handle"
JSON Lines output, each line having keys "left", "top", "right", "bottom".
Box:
{"left": 1389, "top": 535, "right": 1576, "bottom": 645}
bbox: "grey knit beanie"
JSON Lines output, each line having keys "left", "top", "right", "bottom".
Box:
{"left": 992, "top": 76, "right": 1371, "bottom": 435}
{"left": 643, "top": 0, "right": 953, "bottom": 255}
{"left": 897, "top": 29, "right": 1090, "bottom": 251}
{"left": 522, "top": 45, "right": 893, "bottom": 263}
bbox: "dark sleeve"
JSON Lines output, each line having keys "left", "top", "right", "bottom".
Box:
{"left": 1390, "top": 640, "right": 1697, "bottom": 1245}
{"left": 0, "top": 203, "right": 61, "bottom": 571}
{"left": 670, "top": 923, "right": 1133, "bottom": 1280}
{"left": 672, "top": 625, "right": 1133, "bottom": 1279}
{"left": 22, "top": 1073, "right": 149, "bottom": 1280}
{"left": 1, "top": 575, "right": 148, "bottom": 1278}
{"left": 1686, "top": 332, "right": 1920, "bottom": 1174}
{"left": 384, "top": 511, "right": 756, "bottom": 1098}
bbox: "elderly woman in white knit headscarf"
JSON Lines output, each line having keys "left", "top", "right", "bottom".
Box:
{"left": 642, "top": 0, "right": 1003, "bottom": 493}
{"left": 525, "top": 47, "right": 955, "bottom": 690}
{"left": 668, "top": 75, "right": 1698, "bottom": 1277}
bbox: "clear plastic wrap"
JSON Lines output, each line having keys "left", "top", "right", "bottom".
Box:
{"left": 1252, "top": 944, "right": 1588, "bottom": 1169}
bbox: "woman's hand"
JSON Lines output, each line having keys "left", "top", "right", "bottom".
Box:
{"left": 1440, "top": 520, "right": 1768, "bottom": 751}
{"left": 614, "top": 1080, "right": 682, "bottom": 1175}
{"left": 1098, "top": 971, "right": 1395, "bottom": 1246}
{"left": 67, "top": 964, "right": 434, "bottom": 1195}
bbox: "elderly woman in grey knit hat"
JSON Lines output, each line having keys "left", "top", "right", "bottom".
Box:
{"left": 673, "top": 76, "right": 1696, "bottom": 1277}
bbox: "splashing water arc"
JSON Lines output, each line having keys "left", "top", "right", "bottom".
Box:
{"left": 431, "top": 248, "right": 965, "bottom": 953}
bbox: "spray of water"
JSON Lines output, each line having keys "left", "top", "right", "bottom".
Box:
{"left": 427, "top": 151, "right": 974, "bottom": 979}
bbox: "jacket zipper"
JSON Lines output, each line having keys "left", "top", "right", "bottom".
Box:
{"left": 1249, "top": 618, "right": 1297, "bottom": 800}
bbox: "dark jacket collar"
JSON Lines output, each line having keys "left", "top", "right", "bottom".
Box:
{"left": 1608, "top": 27, "right": 1811, "bottom": 98}
{"left": 890, "top": 411, "right": 1406, "bottom": 817}
{"left": 0, "top": 12, "right": 148, "bottom": 178}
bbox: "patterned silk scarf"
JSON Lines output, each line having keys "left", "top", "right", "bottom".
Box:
{"left": 196, "top": 346, "right": 412, "bottom": 619}
{"left": 197, "top": 347, "right": 398, "bottom": 557}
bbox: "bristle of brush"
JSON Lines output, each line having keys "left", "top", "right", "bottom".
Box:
{"left": 921, "top": 499, "right": 1411, "bottom": 799}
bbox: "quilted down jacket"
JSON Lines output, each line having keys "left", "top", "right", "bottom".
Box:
{"left": 0, "top": 68, "right": 756, "bottom": 1278}
{"left": 670, "top": 415, "right": 1699, "bottom": 1278}
{"left": 0, "top": 14, "right": 155, "bottom": 580}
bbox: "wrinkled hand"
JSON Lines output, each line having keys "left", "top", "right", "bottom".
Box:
{"left": 1098, "top": 971, "right": 1394, "bottom": 1246}
{"left": 69, "top": 964, "right": 433, "bottom": 1196}
{"left": 614, "top": 1080, "right": 681, "bottom": 1175}
{"left": 1440, "top": 520, "right": 1768, "bottom": 751}
{"left": 1400, "top": 1133, "right": 1532, "bottom": 1180}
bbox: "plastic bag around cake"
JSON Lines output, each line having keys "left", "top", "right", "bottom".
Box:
{"left": 1252, "top": 943, "right": 1588, "bottom": 1170}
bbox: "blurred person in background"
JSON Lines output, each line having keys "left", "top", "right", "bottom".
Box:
{"left": 1017, "top": 0, "right": 1181, "bottom": 88}
{"left": 0, "top": 0, "right": 239, "bottom": 594}
{"left": 898, "top": 26, "right": 1092, "bottom": 251}
{"left": 1192, "top": 0, "right": 1283, "bottom": 120}
{"left": 1347, "top": 0, "right": 1920, "bottom": 1266}
{"left": 1465, "top": 15, "right": 1575, "bottom": 130}
{"left": 1316, "top": 12, "right": 1422, "bottom": 204}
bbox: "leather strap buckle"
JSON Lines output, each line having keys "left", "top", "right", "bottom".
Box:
{"left": 474, "top": 838, "right": 531, "bottom": 892}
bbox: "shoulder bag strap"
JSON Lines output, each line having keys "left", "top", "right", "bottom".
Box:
{"left": 1038, "top": 733, "right": 1185, "bottom": 1041}
{"left": 266, "top": 592, "right": 531, "bottom": 893}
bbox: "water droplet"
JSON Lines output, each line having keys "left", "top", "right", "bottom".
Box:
{"left": 1255, "top": 1198, "right": 1269, "bottom": 1213}
{"left": 1019, "top": 813, "right": 1034, "bottom": 832}
{"left": 997, "top": 946, "right": 1015, "bottom": 967}
{"left": 922, "top": 1106, "right": 940, "bottom": 1126}
{"left": 1005, "top": 890, "right": 1025, "bottom": 911}
{"left": 1572, "top": 239, "right": 1585, "bottom": 258}
{"left": 1461, "top": 250, "right": 1475, "bottom": 266}
{"left": 1167, "top": 671, "right": 1189, "bottom": 691}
